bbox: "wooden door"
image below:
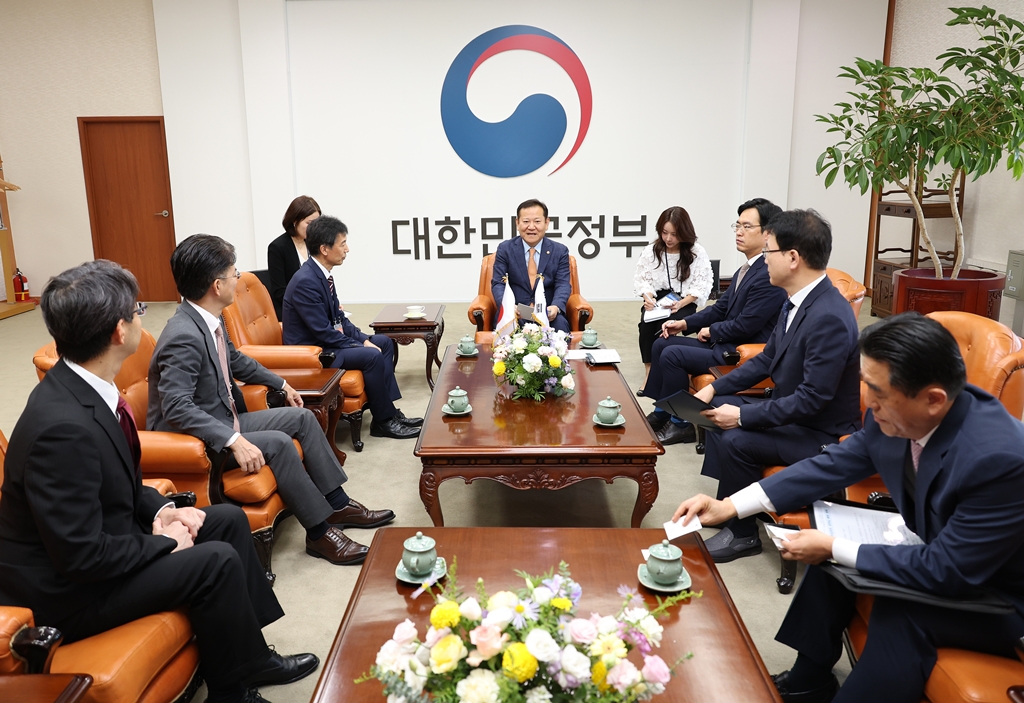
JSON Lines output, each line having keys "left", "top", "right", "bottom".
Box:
{"left": 79, "top": 117, "right": 178, "bottom": 301}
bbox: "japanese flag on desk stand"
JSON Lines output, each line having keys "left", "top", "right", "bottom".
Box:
{"left": 533, "top": 274, "right": 550, "bottom": 328}
{"left": 494, "top": 275, "right": 517, "bottom": 342}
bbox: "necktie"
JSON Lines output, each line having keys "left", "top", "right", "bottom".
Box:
{"left": 734, "top": 262, "right": 750, "bottom": 289}
{"left": 327, "top": 274, "right": 341, "bottom": 322}
{"left": 116, "top": 396, "right": 141, "bottom": 477}
{"left": 214, "top": 325, "right": 241, "bottom": 432}
{"left": 910, "top": 440, "right": 923, "bottom": 473}
{"left": 528, "top": 247, "right": 538, "bottom": 287}
{"left": 780, "top": 299, "right": 795, "bottom": 332}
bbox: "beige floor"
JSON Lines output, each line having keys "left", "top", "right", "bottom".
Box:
{"left": 0, "top": 297, "right": 877, "bottom": 702}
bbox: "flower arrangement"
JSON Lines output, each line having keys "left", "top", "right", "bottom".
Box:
{"left": 491, "top": 324, "right": 575, "bottom": 401}
{"left": 360, "top": 561, "right": 697, "bottom": 703}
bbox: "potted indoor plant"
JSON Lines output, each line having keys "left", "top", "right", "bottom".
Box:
{"left": 815, "top": 5, "right": 1024, "bottom": 317}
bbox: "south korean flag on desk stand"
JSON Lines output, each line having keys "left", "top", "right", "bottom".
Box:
{"left": 533, "top": 274, "right": 550, "bottom": 328}
{"left": 494, "top": 274, "right": 518, "bottom": 342}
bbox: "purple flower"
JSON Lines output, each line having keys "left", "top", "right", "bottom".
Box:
{"left": 616, "top": 585, "right": 645, "bottom": 609}
{"left": 543, "top": 575, "right": 564, "bottom": 595}
{"left": 626, "top": 628, "right": 652, "bottom": 655}
{"left": 568, "top": 581, "right": 582, "bottom": 606}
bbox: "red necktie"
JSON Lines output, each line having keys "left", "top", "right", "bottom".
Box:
{"left": 116, "top": 396, "right": 141, "bottom": 477}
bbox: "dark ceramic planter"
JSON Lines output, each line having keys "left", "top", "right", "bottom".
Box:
{"left": 893, "top": 267, "right": 1006, "bottom": 320}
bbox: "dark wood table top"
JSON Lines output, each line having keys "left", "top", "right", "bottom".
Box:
{"left": 370, "top": 304, "right": 445, "bottom": 328}
{"left": 0, "top": 674, "right": 92, "bottom": 703}
{"left": 275, "top": 368, "right": 343, "bottom": 394}
{"left": 415, "top": 346, "right": 662, "bottom": 458}
{"left": 309, "top": 527, "right": 781, "bottom": 703}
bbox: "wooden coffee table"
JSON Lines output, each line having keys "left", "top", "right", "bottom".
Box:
{"left": 414, "top": 345, "right": 664, "bottom": 528}
{"left": 369, "top": 304, "right": 446, "bottom": 390}
{"left": 309, "top": 527, "right": 782, "bottom": 703}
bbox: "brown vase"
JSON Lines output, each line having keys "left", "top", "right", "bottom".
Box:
{"left": 892, "top": 267, "right": 1006, "bottom": 321}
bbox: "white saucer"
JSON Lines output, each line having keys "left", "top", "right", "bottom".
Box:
{"left": 442, "top": 403, "right": 472, "bottom": 416}
{"left": 593, "top": 413, "right": 625, "bottom": 427}
{"left": 396, "top": 556, "right": 447, "bottom": 585}
{"left": 456, "top": 349, "right": 479, "bottom": 357}
{"left": 403, "top": 312, "right": 427, "bottom": 319}
{"left": 579, "top": 342, "right": 601, "bottom": 349}
{"left": 637, "top": 563, "right": 692, "bottom": 593}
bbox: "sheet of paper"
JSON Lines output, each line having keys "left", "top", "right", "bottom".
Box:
{"left": 764, "top": 524, "right": 798, "bottom": 550}
{"left": 585, "top": 349, "right": 622, "bottom": 364}
{"left": 642, "top": 306, "right": 671, "bottom": 323}
{"left": 641, "top": 549, "right": 650, "bottom": 561}
{"left": 565, "top": 350, "right": 590, "bottom": 360}
{"left": 664, "top": 516, "right": 702, "bottom": 540}
{"left": 812, "top": 501, "right": 923, "bottom": 546}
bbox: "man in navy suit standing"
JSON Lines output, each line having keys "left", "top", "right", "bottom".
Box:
{"left": 490, "top": 199, "right": 572, "bottom": 333}
{"left": 643, "top": 198, "right": 788, "bottom": 445}
{"left": 674, "top": 313, "right": 1024, "bottom": 703}
{"left": 282, "top": 216, "right": 421, "bottom": 440}
{"left": 692, "top": 209, "right": 861, "bottom": 562}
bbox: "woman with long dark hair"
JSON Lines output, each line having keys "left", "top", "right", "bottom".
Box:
{"left": 268, "top": 195, "right": 321, "bottom": 318}
{"left": 633, "top": 206, "right": 713, "bottom": 385}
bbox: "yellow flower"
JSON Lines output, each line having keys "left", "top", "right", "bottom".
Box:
{"left": 430, "top": 600, "right": 462, "bottom": 630}
{"left": 501, "top": 642, "right": 538, "bottom": 683}
{"left": 429, "top": 633, "right": 468, "bottom": 674}
{"left": 548, "top": 355, "right": 561, "bottom": 368}
{"left": 492, "top": 361, "right": 506, "bottom": 376}
{"left": 592, "top": 660, "right": 609, "bottom": 693}
{"left": 550, "top": 597, "right": 572, "bottom": 611}
{"left": 589, "top": 634, "right": 628, "bottom": 663}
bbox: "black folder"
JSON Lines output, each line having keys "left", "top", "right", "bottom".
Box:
{"left": 654, "top": 389, "right": 721, "bottom": 431}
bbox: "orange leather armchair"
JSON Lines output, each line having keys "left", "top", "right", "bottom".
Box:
{"left": 33, "top": 332, "right": 291, "bottom": 583}
{"left": 223, "top": 271, "right": 370, "bottom": 451}
{"left": 467, "top": 254, "right": 594, "bottom": 346}
{"left": 0, "top": 431, "right": 202, "bottom": 703}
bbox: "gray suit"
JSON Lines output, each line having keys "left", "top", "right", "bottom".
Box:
{"left": 147, "top": 302, "right": 347, "bottom": 527}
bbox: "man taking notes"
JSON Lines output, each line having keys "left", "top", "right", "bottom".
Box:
{"left": 673, "top": 313, "right": 1024, "bottom": 703}
{"left": 491, "top": 199, "right": 572, "bottom": 333}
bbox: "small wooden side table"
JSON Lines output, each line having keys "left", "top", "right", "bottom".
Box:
{"left": 275, "top": 368, "right": 347, "bottom": 465}
{"left": 369, "top": 304, "right": 446, "bottom": 390}
{"left": 0, "top": 674, "right": 92, "bottom": 703}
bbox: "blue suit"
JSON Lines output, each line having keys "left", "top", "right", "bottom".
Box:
{"left": 765, "top": 386, "right": 1024, "bottom": 702}
{"left": 282, "top": 259, "right": 402, "bottom": 421}
{"left": 491, "top": 237, "right": 572, "bottom": 333}
{"left": 643, "top": 256, "right": 786, "bottom": 398}
{"left": 703, "top": 276, "right": 862, "bottom": 536}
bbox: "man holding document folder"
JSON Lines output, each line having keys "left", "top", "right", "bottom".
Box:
{"left": 673, "top": 313, "right": 1024, "bottom": 703}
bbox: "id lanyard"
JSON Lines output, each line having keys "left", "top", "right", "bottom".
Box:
{"left": 664, "top": 257, "right": 681, "bottom": 295}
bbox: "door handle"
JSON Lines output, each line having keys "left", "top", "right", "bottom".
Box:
{"left": 154, "top": 210, "right": 169, "bottom": 217}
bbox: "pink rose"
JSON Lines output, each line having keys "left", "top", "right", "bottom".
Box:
{"left": 565, "top": 618, "right": 598, "bottom": 645}
{"left": 466, "top": 624, "right": 509, "bottom": 666}
{"left": 606, "top": 660, "right": 641, "bottom": 693}
{"left": 392, "top": 619, "right": 418, "bottom": 646}
{"left": 642, "top": 655, "right": 672, "bottom": 685}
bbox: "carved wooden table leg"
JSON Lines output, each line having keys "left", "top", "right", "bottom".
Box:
{"left": 630, "top": 466, "right": 660, "bottom": 528}
{"left": 419, "top": 469, "right": 445, "bottom": 526}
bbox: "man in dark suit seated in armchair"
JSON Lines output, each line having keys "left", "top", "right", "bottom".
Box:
{"left": 0, "top": 260, "right": 317, "bottom": 703}
{"left": 642, "top": 197, "right": 788, "bottom": 444}
{"left": 674, "top": 312, "right": 1024, "bottom": 703}
{"left": 691, "top": 209, "right": 862, "bottom": 563}
{"left": 281, "top": 215, "right": 421, "bottom": 440}
{"left": 491, "top": 198, "right": 572, "bottom": 332}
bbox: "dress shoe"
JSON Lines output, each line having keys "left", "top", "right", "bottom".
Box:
{"left": 655, "top": 421, "right": 696, "bottom": 445}
{"left": 244, "top": 650, "right": 320, "bottom": 688}
{"left": 394, "top": 409, "right": 423, "bottom": 427}
{"left": 636, "top": 389, "right": 645, "bottom": 397}
{"left": 205, "top": 688, "right": 272, "bottom": 703}
{"left": 771, "top": 670, "right": 839, "bottom": 703}
{"left": 703, "top": 526, "right": 762, "bottom": 563}
{"left": 328, "top": 499, "right": 396, "bottom": 529}
{"left": 370, "top": 416, "right": 420, "bottom": 439}
{"left": 645, "top": 411, "right": 670, "bottom": 431}
{"left": 306, "top": 527, "right": 369, "bottom": 565}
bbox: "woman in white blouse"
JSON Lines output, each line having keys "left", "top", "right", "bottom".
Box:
{"left": 633, "top": 206, "right": 713, "bottom": 387}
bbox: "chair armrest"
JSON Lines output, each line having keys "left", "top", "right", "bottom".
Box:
{"left": 566, "top": 293, "right": 594, "bottom": 331}
{"left": 139, "top": 432, "right": 211, "bottom": 475}
{"left": 11, "top": 625, "right": 62, "bottom": 674}
{"left": 468, "top": 295, "right": 495, "bottom": 332}
{"left": 241, "top": 385, "right": 271, "bottom": 411}
{"left": 0, "top": 607, "right": 35, "bottom": 674}
{"left": 142, "top": 478, "right": 177, "bottom": 495}
{"left": 736, "top": 344, "right": 765, "bottom": 365}
{"left": 236, "top": 344, "right": 323, "bottom": 369}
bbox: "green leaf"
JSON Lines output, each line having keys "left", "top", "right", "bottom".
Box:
{"left": 824, "top": 166, "right": 839, "bottom": 188}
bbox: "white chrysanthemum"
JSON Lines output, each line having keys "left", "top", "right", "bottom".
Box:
{"left": 531, "top": 585, "right": 553, "bottom": 605}
{"left": 525, "top": 686, "right": 553, "bottom": 703}
{"left": 522, "top": 323, "right": 540, "bottom": 334}
{"left": 512, "top": 336, "right": 529, "bottom": 351}
{"left": 559, "top": 644, "right": 593, "bottom": 682}
{"left": 525, "top": 628, "right": 561, "bottom": 662}
{"left": 455, "top": 668, "right": 500, "bottom": 703}
{"left": 537, "top": 345, "right": 554, "bottom": 356}
{"left": 522, "top": 353, "right": 543, "bottom": 373}
{"left": 375, "top": 640, "right": 410, "bottom": 673}
{"left": 560, "top": 374, "right": 575, "bottom": 391}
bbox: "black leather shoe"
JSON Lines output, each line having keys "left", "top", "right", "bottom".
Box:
{"left": 636, "top": 389, "right": 645, "bottom": 397}
{"left": 771, "top": 670, "right": 839, "bottom": 703}
{"left": 328, "top": 499, "right": 395, "bottom": 529}
{"left": 703, "top": 527, "right": 762, "bottom": 563}
{"left": 394, "top": 410, "right": 423, "bottom": 427}
{"left": 244, "top": 651, "right": 320, "bottom": 688}
{"left": 370, "top": 416, "right": 420, "bottom": 439}
{"left": 645, "top": 411, "right": 670, "bottom": 431}
{"left": 655, "top": 421, "right": 696, "bottom": 445}
{"left": 204, "top": 687, "right": 272, "bottom": 703}
{"left": 305, "top": 528, "right": 369, "bottom": 565}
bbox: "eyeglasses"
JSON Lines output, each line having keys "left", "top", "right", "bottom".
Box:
{"left": 732, "top": 222, "right": 762, "bottom": 233}
{"left": 762, "top": 247, "right": 786, "bottom": 256}
{"left": 134, "top": 302, "right": 148, "bottom": 317}
{"left": 217, "top": 270, "right": 242, "bottom": 281}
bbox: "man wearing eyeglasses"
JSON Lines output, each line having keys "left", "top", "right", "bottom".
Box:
{"left": 149, "top": 235, "right": 395, "bottom": 571}
{"left": 689, "top": 209, "right": 861, "bottom": 563}
{"left": 642, "top": 198, "right": 788, "bottom": 445}
{"left": 491, "top": 198, "right": 572, "bottom": 333}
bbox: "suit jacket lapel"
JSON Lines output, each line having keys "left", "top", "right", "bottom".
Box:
{"left": 767, "top": 277, "right": 831, "bottom": 376}
{"left": 913, "top": 392, "right": 970, "bottom": 540}
{"left": 510, "top": 238, "right": 530, "bottom": 292}
{"left": 536, "top": 240, "right": 555, "bottom": 291}
{"left": 181, "top": 303, "right": 234, "bottom": 414}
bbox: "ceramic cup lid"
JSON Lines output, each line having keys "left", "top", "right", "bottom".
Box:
{"left": 648, "top": 539, "right": 681, "bottom": 561}
{"left": 598, "top": 396, "right": 619, "bottom": 408}
{"left": 404, "top": 531, "right": 435, "bottom": 552}
{"left": 449, "top": 386, "right": 468, "bottom": 397}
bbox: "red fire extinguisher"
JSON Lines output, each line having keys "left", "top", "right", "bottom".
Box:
{"left": 13, "top": 268, "right": 29, "bottom": 302}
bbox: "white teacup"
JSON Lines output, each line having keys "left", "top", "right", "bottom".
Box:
{"left": 407, "top": 305, "right": 425, "bottom": 314}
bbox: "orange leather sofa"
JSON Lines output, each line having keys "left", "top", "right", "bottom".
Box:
{"left": 0, "top": 432, "right": 201, "bottom": 703}
{"left": 223, "top": 271, "right": 370, "bottom": 451}
{"left": 467, "top": 253, "right": 594, "bottom": 346}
